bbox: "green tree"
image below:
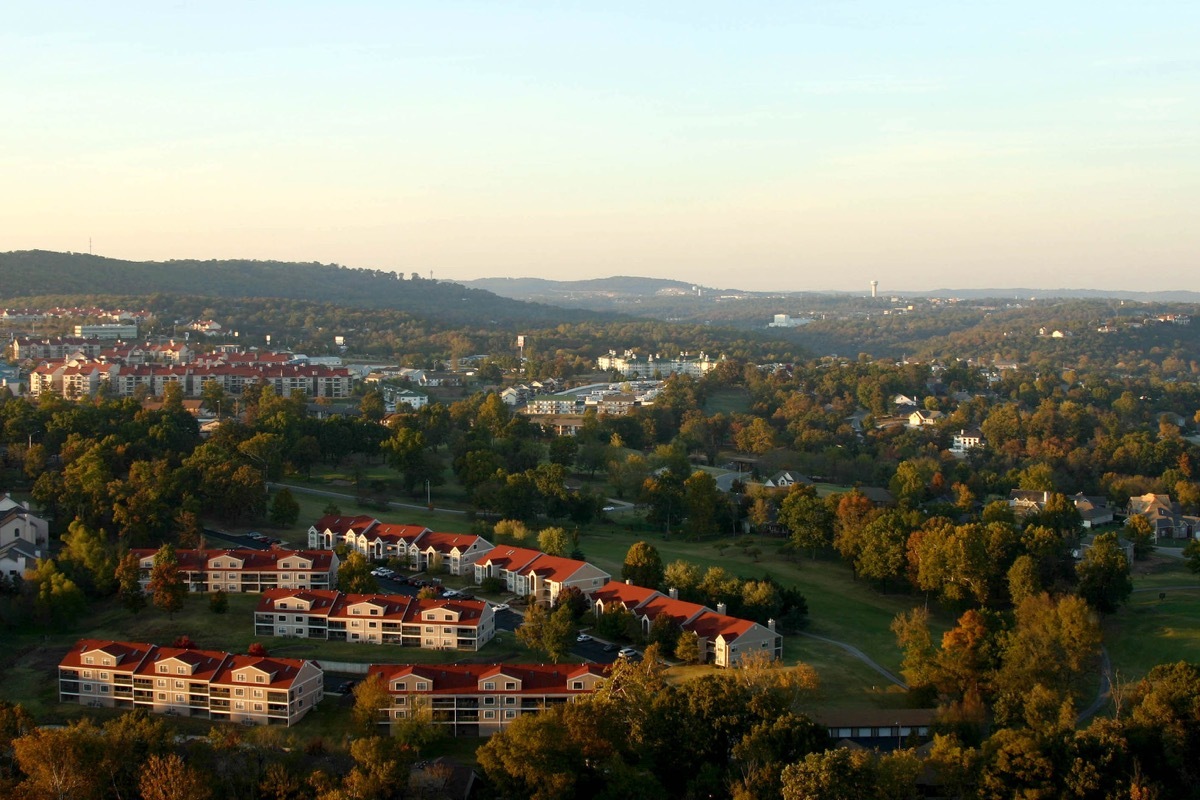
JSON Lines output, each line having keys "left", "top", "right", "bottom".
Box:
{"left": 516, "top": 603, "right": 576, "bottom": 663}
{"left": 781, "top": 748, "right": 878, "bottom": 800}
{"left": 537, "top": 527, "right": 571, "bottom": 557}
{"left": 1124, "top": 514, "right": 1156, "bottom": 561}
{"left": 338, "top": 551, "right": 379, "bottom": 594}
{"left": 674, "top": 630, "right": 703, "bottom": 664}
{"left": 1076, "top": 531, "right": 1132, "bottom": 614}
{"left": 59, "top": 519, "right": 117, "bottom": 595}
{"left": 30, "top": 559, "right": 86, "bottom": 627}
{"left": 209, "top": 589, "right": 228, "bottom": 614}
{"left": 683, "top": 470, "right": 725, "bottom": 537}
{"left": 1185, "top": 538, "right": 1200, "bottom": 576}
{"left": 1006, "top": 554, "right": 1041, "bottom": 606}
{"left": 268, "top": 488, "right": 300, "bottom": 528}
{"left": 351, "top": 673, "right": 391, "bottom": 734}
{"left": 779, "top": 488, "right": 833, "bottom": 557}
{"left": 148, "top": 544, "right": 186, "bottom": 619}
{"left": 622, "top": 541, "right": 665, "bottom": 588}
{"left": 114, "top": 550, "right": 146, "bottom": 614}
{"left": 663, "top": 559, "right": 701, "bottom": 596}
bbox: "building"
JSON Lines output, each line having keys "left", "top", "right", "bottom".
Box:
{"left": 590, "top": 582, "right": 783, "bottom": 667}
{"left": 1126, "top": 493, "right": 1200, "bottom": 540}
{"left": 949, "top": 429, "right": 986, "bottom": 457}
{"left": 597, "top": 349, "right": 723, "bottom": 378}
{"left": 368, "top": 662, "right": 607, "bottom": 736}
{"left": 74, "top": 323, "right": 139, "bottom": 339}
{"left": 131, "top": 548, "right": 339, "bottom": 593}
{"left": 307, "top": 515, "right": 494, "bottom": 576}
{"left": 473, "top": 547, "right": 610, "bottom": 605}
{"left": 58, "top": 639, "right": 323, "bottom": 726}
{"left": 254, "top": 588, "right": 495, "bottom": 650}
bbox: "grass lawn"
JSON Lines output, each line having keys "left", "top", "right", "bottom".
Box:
{"left": 579, "top": 524, "right": 947, "bottom": 675}
{"left": 704, "top": 388, "right": 752, "bottom": 415}
{"left": 1104, "top": 588, "right": 1200, "bottom": 681}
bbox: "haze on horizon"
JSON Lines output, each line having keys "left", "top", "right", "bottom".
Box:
{"left": 2, "top": 2, "right": 1197, "bottom": 294}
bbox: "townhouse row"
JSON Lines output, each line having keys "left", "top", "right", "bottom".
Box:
{"left": 254, "top": 588, "right": 495, "bottom": 650}
{"left": 592, "top": 582, "right": 783, "bottom": 668}
{"left": 368, "top": 662, "right": 607, "bottom": 737}
{"left": 131, "top": 548, "right": 339, "bottom": 593}
{"left": 59, "top": 639, "right": 323, "bottom": 726}
{"left": 308, "top": 515, "right": 493, "bottom": 575}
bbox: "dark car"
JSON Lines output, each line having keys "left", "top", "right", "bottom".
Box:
{"left": 603, "top": 643, "right": 617, "bottom": 652}
{"left": 336, "top": 680, "right": 355, "bottom": 694}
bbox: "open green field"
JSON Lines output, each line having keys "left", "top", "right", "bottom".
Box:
{"left": 1105, "top": 555, "right": 1200, "bottom": 681}
{"left": 704, "top": 387, "right": 752, "bottom": 415}
{"left": 578, "top": 524, "right": 945, "bottom": 675}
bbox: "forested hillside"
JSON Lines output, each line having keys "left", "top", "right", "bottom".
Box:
{"left": 0, "top": 250, "right": 596, "bottom": 328}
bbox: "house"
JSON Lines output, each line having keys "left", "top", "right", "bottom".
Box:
{"left": 306, "top": 515, "right": 494, "bottom": 576}
{"left": 473, "top": 548, "right": 610, "bottom": 605}
{"left": 130, "top": 548, "right": 339, "bottom": 593}
{"left": 58, "top": 639, "right": 323, "bottom": 726}
{"left": 1071, "top": 494, "right": 1114, "bottom": 529}
{"left": 368, "top": 662, "right": 607, "bottom": 736}
{"left": 892, "top": 394, "right": 920, "bottom": 408}
{"left": 856, "top": 487, "right": 896, "bottom": 507}
{"left": 763, "top": 471, "right": 812, "bottom": 489}
{"left": 0, "top": 495, "right": 49, "bottom": 553}
{"left": 254, "top": 589, "right": 495, "bottom": 650}
{"left": 1126, "top": 493, "right": 1200, "bottom": 540}
{"left": 949, "top": 429, "right": 986, "bottom": 457}
{"left": 906, "top": 409, "right": 943, "bottom": 428}
{"left": 590, "top": 582, "right": 783, "bottom": 667}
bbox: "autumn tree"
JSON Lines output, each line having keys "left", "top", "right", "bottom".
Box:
{"left": 114, "top": 550, "right": 147, "bottom": 615}
{"left": 622, "top": 541, "right": 665, "bottom": 589}
{"left": 516, "top": 603, "right": 576, "bottom": 663}
{"left": 337, "top": 551, "right": 378, "bottom": 594}
{"left": 139, "top": 753, "right": 212, "bottom": 800}
{"left": 1124, "top": 514, "right": 1156, "bottom": 560}
{"left": 148, "top": 543, "right": 186, "bottom": 619}
{"left": 537, "top": 527, "right": 571, "bottom": 557}
{"left": 352, "top": 672, "right": 392, "bottom": 734}
{"left": 779, "top": 486, "right": 833, "bottom": 557}
{"left": 1076, "top": 532, "right": 1132, "bottom": 614}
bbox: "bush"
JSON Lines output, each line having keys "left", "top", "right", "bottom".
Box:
{"left": 481, "top": 576, "right": 505, "bottom": 594}
{"left": 209, "top": 590, "right": 228, "bottom": 614}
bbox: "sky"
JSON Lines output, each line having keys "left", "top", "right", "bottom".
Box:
{"left": 1, "top": 1, "right": 1197, "bottom": 292}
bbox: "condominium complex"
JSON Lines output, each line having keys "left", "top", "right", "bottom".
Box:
{"left": 307, "top": 515, "right": 493, "bottom": 576}
{"left": 254, "top": 589, "right": 495, "bottom": 650}
{"left": 473, "top": 546, "right": 611, "bottom": 605}
{"left": 131, "top": 548, "right": 339, "bottom": 593}
{"left": 368, "top": 662, "right": 607, "bottom": 736}
{"left": 58, "top": 639, "right": 324, "bottom": 726}
{"left": 591, "top": 582, "right": 783, "bottom": 667}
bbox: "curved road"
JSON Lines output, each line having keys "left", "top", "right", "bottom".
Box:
{"left": 797, "top": 631, "right": 907, "bottom": 689}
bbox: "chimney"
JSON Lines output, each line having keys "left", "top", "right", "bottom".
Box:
{"left": 717, "top": 602, "right": 727, "bottom": 616}
{"left": 625, "top": 579, "right": 632, "bottom": 585}
{"left": 768, "top": 618, "right": 775, "bottom": 631}
{"left": 668, "top": 588, "right": 678, "bottom": 600}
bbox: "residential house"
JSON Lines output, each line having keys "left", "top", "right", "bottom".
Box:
{"left": 1126, "top": 493, "right": 1200, "bottom": 540}
{"left": 131, "top": 548, "right": 339, "bottom": 593}
{"left": 58, "top": 639, "right": 323, "bottom": 726}
{"left": 763, "top": 471, "right": 812, "bottom": 489}
{"left": 950, "top": 429, "right": 986, "bottom": 457}
{"left": 906, "top": 409, "right": 944, "bottom": 428}
{"left": 254, "top": 589, "right": 495, "bottom": 650}
{"left": 590, "top": 581, "right": 783, "bottom": 667}
{"left": 1072, "top": 494, "right": 1114, "bottom": 529}
{"left": 368, "top": 662, "right": 607, "bottom": 736}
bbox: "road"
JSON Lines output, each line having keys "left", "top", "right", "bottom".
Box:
{"left": 797, "top": 631, "right": 907, "bottom": 689}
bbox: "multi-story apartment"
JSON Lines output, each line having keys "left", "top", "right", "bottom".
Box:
{"left": 131, "top": 548, "right": 339, "bottom": 593}
{"left": 58, "top": 639, "right": 324, "bottom": 726}
{"left": 307, "top": 515, "right": 494, "bottom": 576}
{"left": 590, "top": 582, "right": 783, "bottom": 667}
{"left": 368, "top": 662, "right": 607, "bottom": 736}
{"left": 597, "top": 349, "right": 723, "bottom": 378}
{"left": 473, "top": 546, "right": 611, "bottom": 605}
{"left": 254, "top": 589, "right": 495, "bottom": 650}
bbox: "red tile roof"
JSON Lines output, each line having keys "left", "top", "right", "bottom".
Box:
{"left": 368, "top": 663, "right": 606, "bottom": 695}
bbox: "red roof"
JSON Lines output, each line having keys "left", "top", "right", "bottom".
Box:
{"left": 589, "top": 581, "right": 660, "bottom": 608}
{"left": 132, "top": 547, "right": 336, "bottom": 572}
{"left": 59, "top": 639, "right": 155, "bottom": 670}
{"left": 517, "top": 553, "right": 591, "bottom": 583}
{"left": 368, "top": 663, "right": 606, "bottom": 695}
{"left": 683, "top": 610, "right": 756, "bottom": 642}
{"left": 479, "top": 546, "right": 543, "bottom": 572}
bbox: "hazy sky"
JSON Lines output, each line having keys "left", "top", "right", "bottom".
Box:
{"left": 2, "top": 2, "right": 1197, "bottom": 292}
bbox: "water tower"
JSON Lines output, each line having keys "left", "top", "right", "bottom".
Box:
{"left": 870, "top": 280, "right": 879, "bottom": 298}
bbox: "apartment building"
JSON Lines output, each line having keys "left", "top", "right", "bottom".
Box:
{"left": 368, "top": 662, "right": 607, "bottom": 736}
{"left": 58, "top": 639, "right": 324, "bottom": 726}
{"left": 590, "top": 581, "right": 783, "bottom": 667}
{"left": 472, "top": 547, "right": 610, "bottom": 605}
{"left": 307, "top": 515, "right": 494, "bottom": 576}
{"left": 254, "top": 589, "right": 495, "bottom": 650}
{"left": 131, "top": 548, "right": 339, "bottom": 593}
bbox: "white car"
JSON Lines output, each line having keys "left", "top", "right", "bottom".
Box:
{"left": 618, "top": 647, "right": 638, "bottom": 659}
{"left": 602, "top": 506, "right": 616, "bottom": 512}
{"left": 491, "top": 603, "right": 510, "bottom": 612}
{"left": 370, "top": 569, "right": 384, "bottom": 577}
{"left": 577, "top": 634, "right": 593, "bottom": 643}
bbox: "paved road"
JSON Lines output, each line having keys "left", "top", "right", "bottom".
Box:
{"left": 1131, "top": 584, "right": 1200, "bottom": 593}
{"left": 797, "top": 631, "right": 908, "bottom": 689}
{"left": 1078, "top": 647, "right": 1113, "bottom": 723}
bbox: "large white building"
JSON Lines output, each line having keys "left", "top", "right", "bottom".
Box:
{"left": 597, "top": 350, "right": 723, "bottom": 378}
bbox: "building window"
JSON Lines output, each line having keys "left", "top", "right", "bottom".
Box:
{"left": 256, "top": 676, "right": 265, "bottom": 683}
{"left": 157, "top": 679, "right": 165, "bottom": 687}
{"left": 235, "top": 688, "right": 244, "bottom": 697}
{"left": 505, "top": 710, "right": 515, "bottom": 719}
{"left": 159, "top": 665, "right": 168, "bottom": 673}
{"left": 84, "top": 656, "right": 94, "bottom": 665}
{"left": 416, "top": 682, "right": 428, "bottom": 691}
{"left": 483, "top": 682, "right": 495, "bottom": 690}
{"left": 505, "top": 682, "right": 516, "bottom": 690}
{"left": 571, "top": 681, "right": 583, "bottom": 690}
{"left": 83, "top": 670, "right": 92, "bottom": 679}
{"left": 175, "top": 694, "right": 184, "bottom": 702}
{"left": 484, "top": 710, "right": 495, "bottom": 719}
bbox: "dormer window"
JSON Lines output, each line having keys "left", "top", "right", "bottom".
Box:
{"left": 159, "top": 665, "right": 168, "bottom": 673}
{"left": 84, "top": 656, "right": 94, "bottom": 664}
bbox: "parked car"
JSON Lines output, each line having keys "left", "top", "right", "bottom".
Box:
{"left": 577, "top": 634, "right": 593, "bottom": 642}
{"left": 336, "top": 680, "right": 356, "bottom": 694}
{"left": 618, "top": 647, "right": 638, "bottom": 659}
{"left": 491, "top": 602, "right": 509, "bottom": 612}
{"left": 602, "top": 505, "right": 616, "bottom": 512}
{"left": 603, "top": 643, "right": 617, "bottom": 653}
{"left": 370, "top": 569, "right": 384, "bottom": 577}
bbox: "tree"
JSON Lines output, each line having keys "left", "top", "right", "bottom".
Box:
{"left": 59, "top": 519, "right": 116, "bottom": 595}
{"left": 781, "top": 748, "right": 878, "bottom": 800}
{"left": 1007, "top": 554, "right": 1041, "bottom": 606}
{"left": 30, "top": 559, "right": 86, "bottom": 627}
{"left": 683, "top": 471, "right": 725, "bottom": 537}
{"left": 148, "top": 543, "right": 186, "bottom": 619}
{"left": 1076, "top": 532, "right": 1133, "bottom": 614}
{"left": 209, "top": 589, "right": 228, "bottom": 614}
{"left": 517, "top": 603, "right": 576, "bottom": 663}
{"left": 735, "top": 417, "right": 776, "bottom": 455}
{"left": 494, "top": 519, "right": 530, "bottom": 543}
{"left": 622, "top": 542, "right": 665, "bottom": 588}
{"left": 779, "top": 488, "right": 833, "bottom": 557}
{"left": 12, "top": 721, "right": 105, "bottom": 800}
{"left": 139, "top": 753, "right": 212, "bottom": 800}
{"left": 1185, "top": 538, "right": 1200, "bottom": 576}
{"left": 663, "top": 559, "right": 701, "bottom": 596}
{"left": 114, "top": 550, "right": 146, "bottom": 614}
{"left": 537, "top": 527, "right": 571, "bottom": 557}
{"left": 675, "top": 630, "right": 702, "bottom": 664}
{"left": 268, "top": 488, "right": 300, "bottom": 528}
{"left": 1124, "top": 514, "right": 1156, "bottom": 560}
{"left": 338, "top": 551, "right": 379, "bottom": 594}
{"left": 352, "top": 673, "right": 391, "bottom": 734}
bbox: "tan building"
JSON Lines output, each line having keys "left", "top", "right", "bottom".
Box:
{"left": 368, "top": 662, "right": 607, "bottom": 736}
{"left": 254, "top": 589, "right": 495, "bottom": 650}
{"left": 590, "top": 582, "right": 783, "bottom": 667}
{"left": 58, "top": 639, "right": 323, "bottom": 726}
{"left": 131, "top": 547, "right": 339, "bottom": 593}
{"left": 307, "top": 515, "right": 494, "bottom": 576}
{"left": 473, "top": 547, "right": 610, "bottom": 605}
